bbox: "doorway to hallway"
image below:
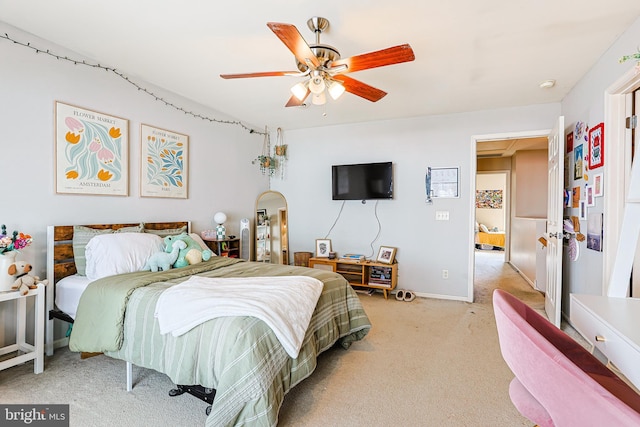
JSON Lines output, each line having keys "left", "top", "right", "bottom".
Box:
{"left": 471, "top": 134, "right": 549, "bottom": 302}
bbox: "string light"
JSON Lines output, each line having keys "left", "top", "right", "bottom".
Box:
{"left": 1, "top": 32, "right": 265, "bottom": 135}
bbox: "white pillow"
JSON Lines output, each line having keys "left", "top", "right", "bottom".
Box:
{"left": 479, "top": 223, "right": 489, "bottom": 233}
{"left": 85, "top": 232, "right": 164, "bottom": 281}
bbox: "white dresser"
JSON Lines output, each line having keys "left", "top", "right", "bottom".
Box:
{"left": 570, "top": 294, "right": 640, "bottom": 390}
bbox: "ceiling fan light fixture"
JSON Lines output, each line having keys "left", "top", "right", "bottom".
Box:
{"left": 327, "top": 80, "right": 345, "bottom": 100}
{"left": 309, "top": 74, "right": 326, "bottom": 95}
{"left": 291, "top": 81, "right": 308, "bottom": 100}
{"left": 312, "top": 92, "right": 326, "bottom": 105}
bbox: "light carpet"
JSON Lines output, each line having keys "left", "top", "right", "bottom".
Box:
{"left": 1, "top": 252, "right": 568, "bottom": 426}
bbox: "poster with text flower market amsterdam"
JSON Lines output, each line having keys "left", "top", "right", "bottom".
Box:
{"left": 140, "top": 124, "right": 188, "bottom": 199}
{"left": 55, "top": 102, "right": 129, "bottom": 195}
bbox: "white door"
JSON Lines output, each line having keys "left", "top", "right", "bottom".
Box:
{"left": 545, "top": 116, "right": 564, "bottom": 327}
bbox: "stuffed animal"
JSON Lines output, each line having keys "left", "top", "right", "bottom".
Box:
{"left": 8, "top": 260, "right": 32, "bottom": 277}
{"left": 164, "top": 233, "right": 213, "bottom": 268}
{"left": 12, "top": 274, "right": 48, "bottom": 296}
{"left": 143, "top": 239, "right": 187, "bottom": 272}
{"left": 8, "top": 260, "right": 47, "bottom": 295}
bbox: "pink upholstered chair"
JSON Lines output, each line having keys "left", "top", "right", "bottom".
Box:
{"left": 493, "top": 289, "right": 640, "bottom": 426}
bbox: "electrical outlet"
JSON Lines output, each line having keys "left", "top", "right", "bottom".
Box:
{"left": 442, "top": 269, "right": 449, "bottom": 279}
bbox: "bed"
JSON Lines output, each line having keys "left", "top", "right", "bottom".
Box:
{"left": 45, "top": 221, "right": 371, "bottom": 427}
{"left": 475, "top": 231, "right": 506, "bottom": 249}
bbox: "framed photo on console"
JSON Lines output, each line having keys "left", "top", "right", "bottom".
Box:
{"left": 315, "top": 239, "right": 332, "bottom": 257}
{"left": 377, "top": 246, "right": 397, "bottom": 264}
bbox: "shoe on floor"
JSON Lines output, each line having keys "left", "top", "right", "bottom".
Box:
{"left": 404, "top": 290, "right": 416, "bottom": 302}
{"left": 395, "top": 290, "right": 405, "bottom": 301}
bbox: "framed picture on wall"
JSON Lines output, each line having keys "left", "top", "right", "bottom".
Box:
{"left": 588, "top": 123, "right": 604, "bottom": 169}
{"left": 593, "top": 173, "right": 604, "bottom": 197}
{"left": 140, "top": 124, "right": 188, "bottom": 198}
{"left": 579, "top": 200, "right": 587, "bottom": 220}
{"left": 54, "top": 101, "right": 129, "bottom": 196}
{"left": 574, "top": 145, "right": 584, "bottom": 180}
{"left": 586, "top": 185, "right": 595, "bottom": 207}
{"left": 566, "top": 131, "right": 574, "bottom": 153}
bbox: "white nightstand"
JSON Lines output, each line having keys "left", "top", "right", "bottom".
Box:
{"left": 0, "top": 283, "right": 45, "bottom": 374}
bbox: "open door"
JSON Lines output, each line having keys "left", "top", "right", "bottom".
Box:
{"left": 545, "top": 116, "right": 565, "bottom": 327}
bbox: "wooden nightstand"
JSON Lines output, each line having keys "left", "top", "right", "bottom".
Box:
{"left": 0, "top": 283, "right": 45, "bottom": 373}
{"left": 202, "top": 237, "right": 240, "bottom": 258}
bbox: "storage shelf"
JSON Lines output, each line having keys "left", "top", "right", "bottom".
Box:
{"left": 308, "top": 257, "right": 398, "bottom": 299}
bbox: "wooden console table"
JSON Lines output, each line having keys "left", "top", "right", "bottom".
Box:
{"left": 308, "top": 257, "right": 398, "bottom": 299}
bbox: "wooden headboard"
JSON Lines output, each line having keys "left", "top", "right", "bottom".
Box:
{"left": 46, "top": 221, "right": 189, "bottom": 285}
{"left": 45, "top": 221, "right": 190, "bottom": 355}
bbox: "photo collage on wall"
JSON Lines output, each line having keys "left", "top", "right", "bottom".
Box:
{"left": 564, "top": 120, "right": 604, "bottom": 253}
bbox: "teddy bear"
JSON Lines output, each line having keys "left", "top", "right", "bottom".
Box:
{"left": 164, "top": 233, "right": 213, "bottom": 268}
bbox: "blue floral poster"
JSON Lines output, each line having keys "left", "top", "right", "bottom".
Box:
{"left": 140, "top": 124, "right": 188, "bottom": 198}
{"left": 55, "top": 102, "right": 129, "bottom": 195}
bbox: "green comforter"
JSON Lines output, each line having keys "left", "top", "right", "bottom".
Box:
{"left": 69, "top": 258, "right": 371, "bottom": 427}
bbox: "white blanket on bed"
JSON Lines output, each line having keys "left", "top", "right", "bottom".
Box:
{"left": 155, "top": 275, "right": 324, "bottom": 358}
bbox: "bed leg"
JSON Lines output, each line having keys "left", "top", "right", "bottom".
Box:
{"left": 126, "top": 361, "right": 133, "bottom": 392}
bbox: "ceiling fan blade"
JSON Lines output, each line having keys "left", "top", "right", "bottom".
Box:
{"left": 267, "top": 22, "right": 321, "bottom": 69}
{"left": 220, "top": 70, "right": 302, "bottom": 79}
{"left": 330, "top": 44, "right": 415, "bottom": 73}
{"left": 333, "top": 75, "right": 387, "bottom": 102}
{"left": 285, "top": 88, "right": 310, "bottom": 107}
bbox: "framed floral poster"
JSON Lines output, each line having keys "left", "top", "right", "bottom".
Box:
{"left": 140, "top": 124, "right": 188, "bottom": 198}
{"left": 55, "top": 101, "right": 129, "bottom": 195}
{"left": 588, "top": 123, "right": 604, "bottom": 169}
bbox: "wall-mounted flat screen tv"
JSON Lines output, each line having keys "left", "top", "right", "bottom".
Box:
{"left": 332, "top": 162, "right": 393, "bottom": 200}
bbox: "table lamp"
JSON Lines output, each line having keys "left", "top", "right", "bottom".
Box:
{"left": 214, "top": 212, "right": 227, "bottom": 240}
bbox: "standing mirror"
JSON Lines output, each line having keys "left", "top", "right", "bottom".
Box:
{"left": 255, "top": 191, "right": 289, "bottom": 264}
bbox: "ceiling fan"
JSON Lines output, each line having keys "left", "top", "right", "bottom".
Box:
{"left": 220, "top": 17, "right": 415, "bottom": 107}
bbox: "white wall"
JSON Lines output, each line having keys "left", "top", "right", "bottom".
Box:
{"left": 272, "top": 104, "right": 560, "bottom": 300}
{"left": 0, "top": 22, "right": 268, "bottom": 344}
{"left": 560, "top": 16, "right": 640, "bottom": 313}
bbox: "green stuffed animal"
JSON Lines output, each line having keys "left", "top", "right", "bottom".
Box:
{"left": 164, "top": 233, "right": 213, "bottom": 268}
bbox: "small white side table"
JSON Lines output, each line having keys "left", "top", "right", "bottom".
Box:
{"left": 0, "top": 283, "right": 45, "bottom": 374}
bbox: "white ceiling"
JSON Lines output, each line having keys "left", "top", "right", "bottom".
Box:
{"left": 2, "top": 1, "right": 640, "bottom": 131}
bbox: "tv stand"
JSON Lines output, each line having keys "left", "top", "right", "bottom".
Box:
{"left": 308, "top": 257, "right": 398, "bottom": 299}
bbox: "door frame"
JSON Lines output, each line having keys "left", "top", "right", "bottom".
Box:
{"left": 603, "top": 68, "right": 640, "bottom": 296}
{"left": 469, "top": 129, "right": 551, "bottom": 302}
